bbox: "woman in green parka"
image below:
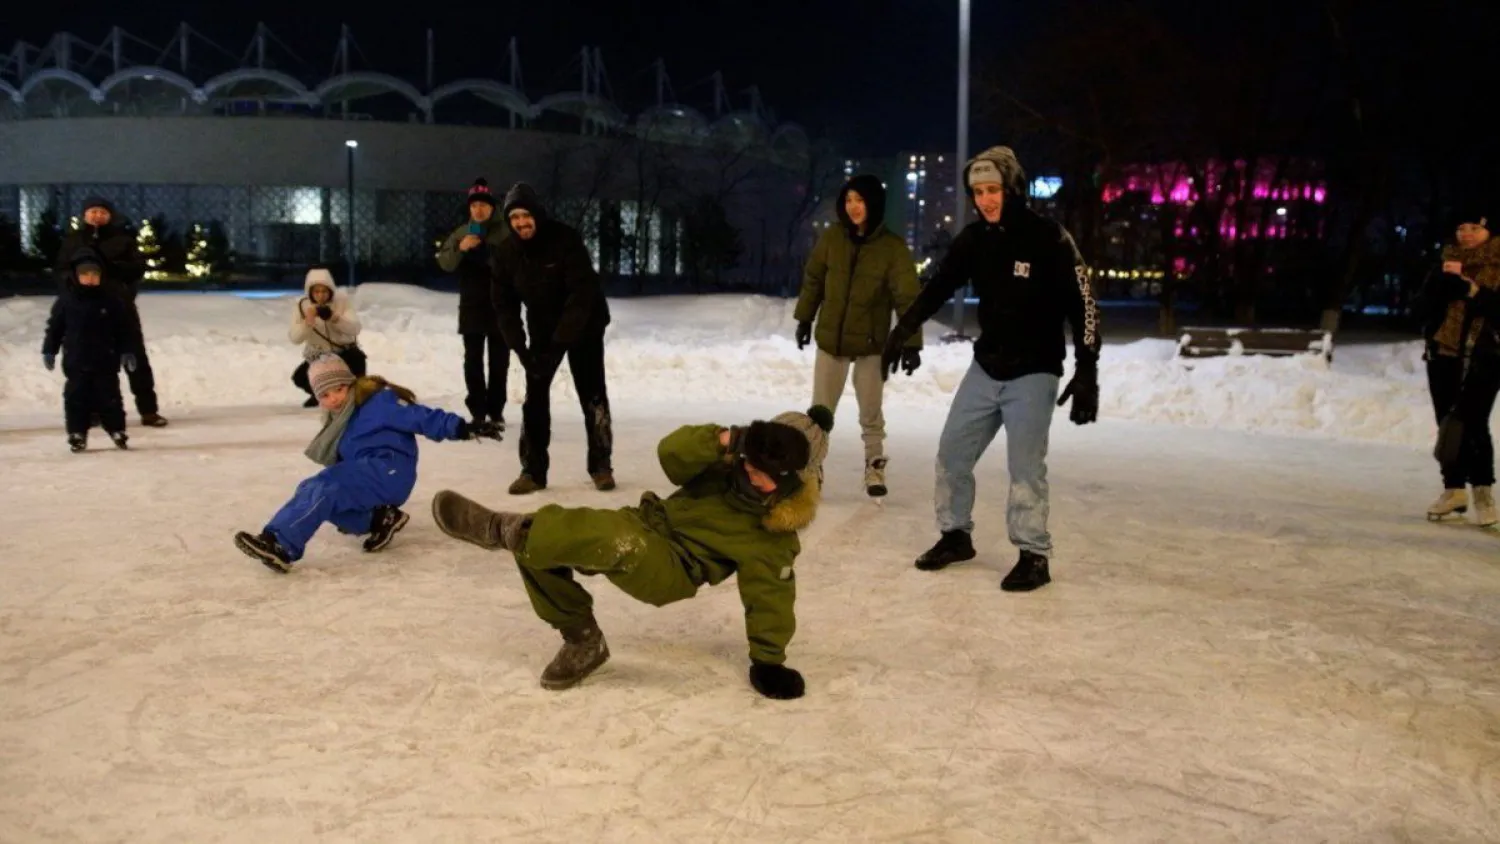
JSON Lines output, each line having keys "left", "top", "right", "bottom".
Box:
{"left": 795, "top": 173, "right": 922, "bottom": 497}
{"left": 431, "top": 405, "right": 833, "bottom": 698}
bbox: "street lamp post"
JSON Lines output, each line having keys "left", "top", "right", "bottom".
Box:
{"left": 345, "top": 139, "right": 358, "bottom": 289}
{"left": 944, "top": 0, "right": 973, "bottom": 344}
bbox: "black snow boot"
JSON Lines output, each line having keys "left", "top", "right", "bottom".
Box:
{"left": 108, "top": 431, "right": 129, "bottom": 450}
{"left": 68, "top": 433, "right": 87, "bottom": 453}
{"left": 234, "top": 531, "right": 294, "bottom": 573}
{"left": 914, "top": 530, "right": 976, "bottom": 571}
{"left": 363, "top": 506, "right": 410, "bottom": 553}
{"left": 1001, "top": 550, "right": 1051, "bottom": 592}
{"left": 540, "top": 620, "right": 610, "bottom": 691}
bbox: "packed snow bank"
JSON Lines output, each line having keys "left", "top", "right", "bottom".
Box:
{"left": 0, "top": 285, "right": 1436, "bottom": 448}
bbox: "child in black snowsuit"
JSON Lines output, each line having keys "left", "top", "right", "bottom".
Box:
{"left": 41, "top": 248, "right": 143, "bottom": 452}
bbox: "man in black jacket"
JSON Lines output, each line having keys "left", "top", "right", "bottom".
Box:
{"left": 53, "top": 197, "right": 167, "bottom": 427}
{"left": 490, "top": 182, "right": 614, "bottom": 494}
{"left": 436, "top": 178, "right": 511, "bottom": 428}
{"left": 881, "top": 145, "right": 1101, "bottom": 592}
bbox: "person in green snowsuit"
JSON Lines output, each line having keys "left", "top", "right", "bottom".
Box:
{"left": 432, "top": 405, "right": 833, "bottom": 698}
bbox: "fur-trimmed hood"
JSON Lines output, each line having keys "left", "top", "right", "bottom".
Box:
{"left": 762, "top": 472, "right": 820, "bottom": 533}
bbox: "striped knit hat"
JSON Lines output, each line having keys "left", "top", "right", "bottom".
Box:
{"left": 308, "top": 354, "right": 356, "bottom": 397}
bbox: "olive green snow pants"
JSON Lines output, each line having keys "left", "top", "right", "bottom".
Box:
{"left": 514, "top": 504, "right": 702, "bottom": 629}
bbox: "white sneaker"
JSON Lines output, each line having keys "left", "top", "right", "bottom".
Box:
{"left": 1427, "top": 488, "right": 1468, "bottom": 521}
{"left": 1473, "top": 486, "right": 1497, "bottom": 527}
{"left": 864, "top": 457, "right": 888, "bottom": 498}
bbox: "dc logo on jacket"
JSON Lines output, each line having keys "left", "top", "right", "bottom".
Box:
{"left": 1014, "top": 261, "right": 1031, "bottom": 278}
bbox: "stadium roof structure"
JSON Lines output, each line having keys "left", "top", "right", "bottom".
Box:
{"left": 0, "top": 24, "right": 810, "bottom": 160}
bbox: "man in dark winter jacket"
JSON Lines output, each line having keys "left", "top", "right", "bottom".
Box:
{"left": 53, "top": 197, "right": 167, "bottom": 427}
{"left": 490, "top": 182, "right": 614, "bottom": 494}
{"left": 882, "top": 145, "right": 1101, "bottom": 592}
{"left": 42, "top": 247, "right": 144, "bottom": 452}
{"left": 436, "top": 178, "right": 511, "bottom": 428}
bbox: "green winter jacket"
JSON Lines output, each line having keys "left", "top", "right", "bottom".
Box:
{"left": 646, "top": 424, "right": 816, "bottom": 665}
{"left": 795, "top": 223, "right": 922, "bottom": 358}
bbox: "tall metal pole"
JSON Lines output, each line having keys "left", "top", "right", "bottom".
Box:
{"left": 345, "top": 140, "right": 357, "bottom": 289}
{"left": 948, "top": 0, "right": 973, "bottom": 343}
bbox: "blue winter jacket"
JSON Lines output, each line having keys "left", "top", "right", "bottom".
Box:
{"left": 338, "top": 388, "right": 465, "bottom": 464}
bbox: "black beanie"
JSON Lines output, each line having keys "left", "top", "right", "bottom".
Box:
{"left": 503, "top": 182, "right": 546, "bottom": 219}
{"left": 80, "top": 196, "right": 117, "bottom": 218}
{"left": 741, "top": 420, "right": 811, "bottom": 478}
{"left": 1452, "top": 203, "right": 1494, "bottom": 233}
{"left": 467, "top": 178, "right": 495, "bottom": 208}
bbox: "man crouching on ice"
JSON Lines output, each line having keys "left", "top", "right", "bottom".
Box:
{"left": 432, "top": 405, "right": 833, "bottom": 698}
{"left": 235, "top": 354, "right": 502, "bottom": 573}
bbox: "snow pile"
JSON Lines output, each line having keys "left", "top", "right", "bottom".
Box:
{"left": 0, "top": 285, "right": 1437, "bottom": 448}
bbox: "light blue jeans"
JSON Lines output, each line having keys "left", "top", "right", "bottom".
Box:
{"left": 934, "top": 364, "right": 1060, "bottom": 556}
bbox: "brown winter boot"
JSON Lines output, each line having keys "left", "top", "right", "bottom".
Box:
{"left": 591, "top": 471, "right": 616, "bottom": 491}
{"left": 540, "top": 620, "right": 610, "bottom": 691}
{"left": 431, "top": 490, "right": 530, "bottom": 551}
{"left": 508, "top": 474, "right": 546, "bottom": 495}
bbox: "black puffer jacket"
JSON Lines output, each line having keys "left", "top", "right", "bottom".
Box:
{"left": 43, "top": 248, "right": 144, "bottom": 373}
{"left": 489, "top": 184, "right": 611, "bottom": 355}
{"left": 53, "top": 198, "right": 146, "bottom": 303}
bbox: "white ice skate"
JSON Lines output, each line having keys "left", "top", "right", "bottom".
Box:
{"left": 864, "top": 457, "right": 888, "bottom": 499}
{"left": 1426, "top": 488, "right": 1468, "bottom": 522}
{"left": 1473, "top": 486, "right": 1497, "bottom": 527}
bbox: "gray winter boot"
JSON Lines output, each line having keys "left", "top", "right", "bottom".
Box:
{"left": 430, "top": 490, "right": 530, "bottom": 551}
{"left": 540, "top": 620, "right": 610, "bottom": 691}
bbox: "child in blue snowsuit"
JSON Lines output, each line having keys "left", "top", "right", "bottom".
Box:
{"left": 235, "top": 354, "right": 502, "bottom": 573}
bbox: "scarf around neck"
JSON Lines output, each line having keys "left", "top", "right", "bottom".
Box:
{"left": 304, "top": 398, "right": 358, "bottom": 466}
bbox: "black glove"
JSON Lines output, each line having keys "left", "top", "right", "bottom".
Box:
{"left": 748, "top": 660, "right": 805, "bottom": 700}
{"left": 794, "top": 320, "right": 812, "bottom": 350}
{"left": 880, "top": 328, "right": 913, "bottom": 382}
{"left": 1437, "top": 272, "right": 1470, "bottom": 301}
{"left": 900, "top": 348, "right": 921, "bottom": 376}
{"left": 315, "top": 305, "right": 333, "bottom": 320}
{"left": 456, "top": 420, "right": 503, "bottom": 441}
{"left": 1057, "top": 364, "right": 1099, "bottom": 425}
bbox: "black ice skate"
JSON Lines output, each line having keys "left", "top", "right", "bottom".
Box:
{"left": 67, "top": 433, "right": 87, "bottom": 453}
{"left": 362, "top": 506, "right": 410, "bottom": 553}
{"left": 915, "top": 529, "right": 976, "bottom": 571}
{"left": 234, "top": 530, "right": 294, "bottom": 573}
{"left": 431, "top": 490, "right": 530, "bottom": 551}
{"left": 108, "top": 431, "right": 128, "bottom": 450}
{"left": 1001, "top": 550, "right": 1051, "bottom": 592}
{"left": 540, "top": 620, "right": 610, "bottom": 691}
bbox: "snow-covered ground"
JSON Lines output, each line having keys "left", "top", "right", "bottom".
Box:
{"left": 0, "top": 284, "right": 1444, "bottom": 449}
{"left": 0, "top": 288, "right": 1497, "bottom": 842}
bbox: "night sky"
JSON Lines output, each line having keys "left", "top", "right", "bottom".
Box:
{"left": 2, "top": 1, "right": 1030, "bottom": 155}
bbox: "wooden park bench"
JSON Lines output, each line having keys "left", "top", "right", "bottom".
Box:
{"left": 1176, "top": 326, "right": 1334, "bottom": 363}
